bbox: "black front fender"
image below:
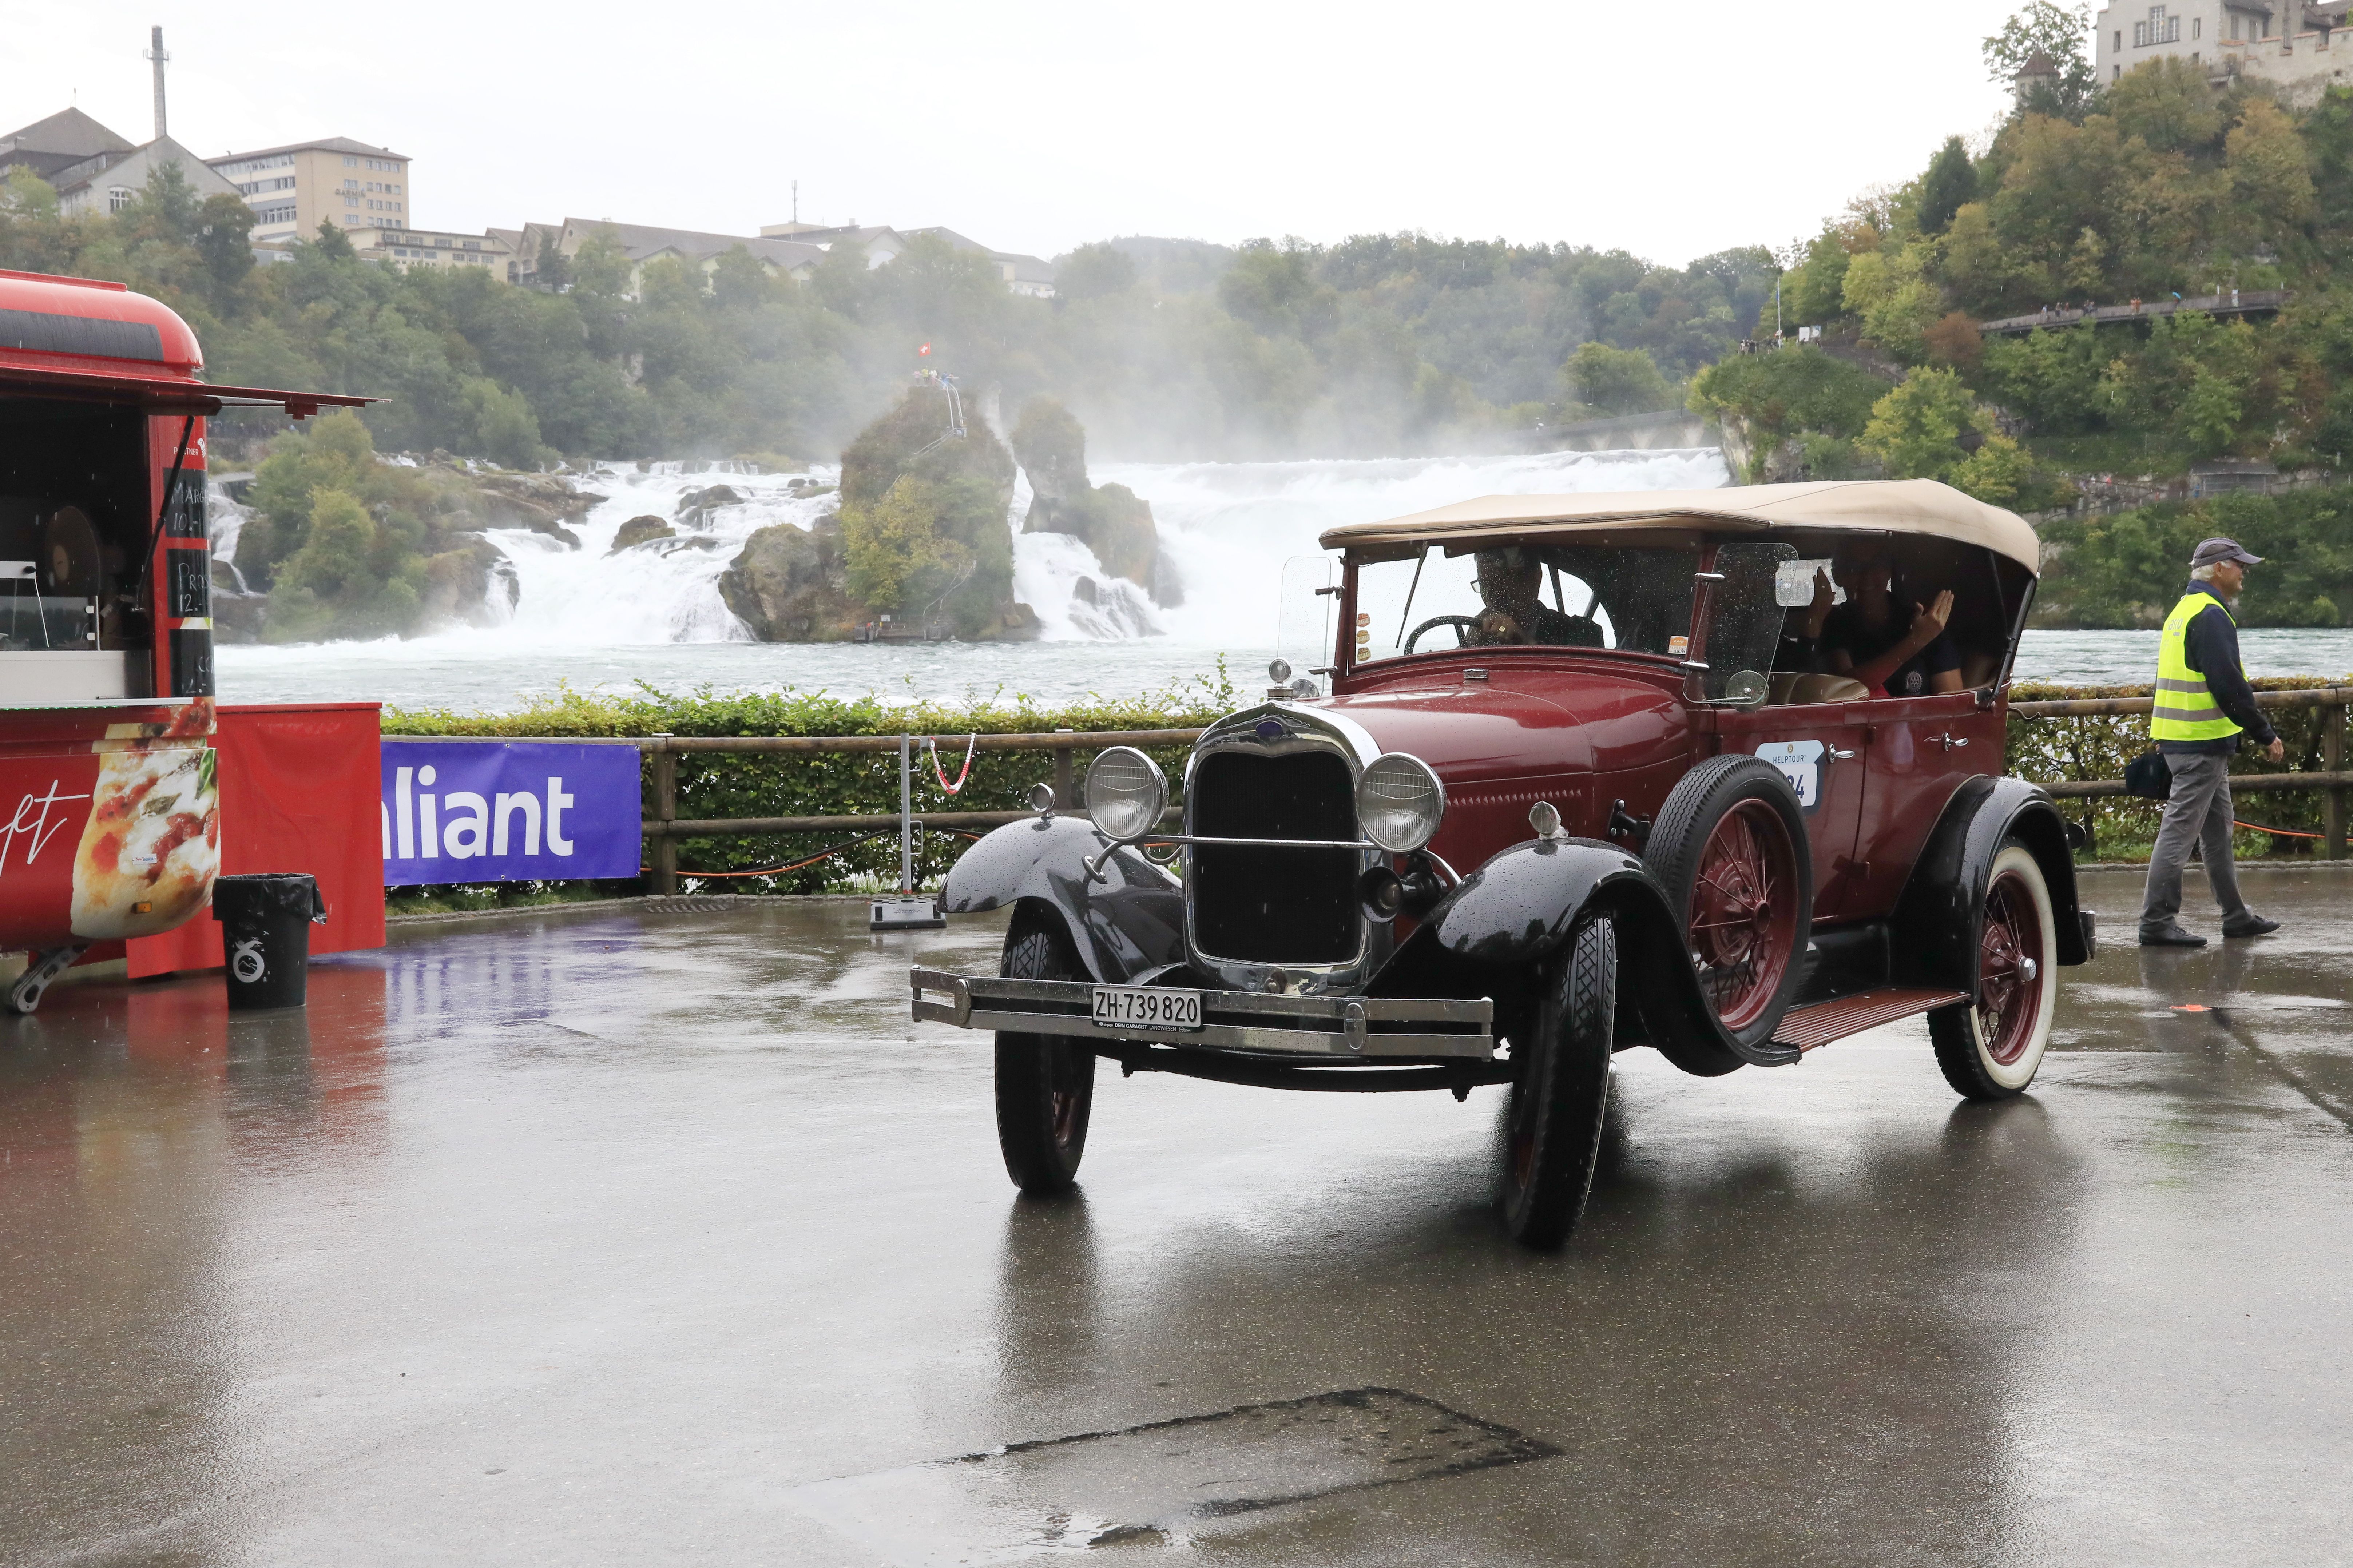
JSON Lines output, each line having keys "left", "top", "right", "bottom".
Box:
{"left": 1372, "top": 836, "right": 1778, "bottom": 1075}
{"left": 1891, "top": 775, "right": 2091, "bottom": 998}
{"left": 941, "top": 815, "right": 1185, "bottom": 984}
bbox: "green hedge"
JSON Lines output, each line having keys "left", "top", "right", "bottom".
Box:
{"left": 2008, "top": 677, "right": 2349, "bottom": 856}
{"left": 382, "top": 671, "right": 1238, "bottom": 900}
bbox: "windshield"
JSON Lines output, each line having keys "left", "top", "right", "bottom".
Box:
{"left": 1352, "top": 541, "right": 1699, "bottom": 664}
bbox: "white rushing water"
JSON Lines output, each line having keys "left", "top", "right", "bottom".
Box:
{"left": 215, "top": 447, "right": 1730, "bottom": 710}
{"left": 212, "top": 449, "right": 2353, "bottom": 712}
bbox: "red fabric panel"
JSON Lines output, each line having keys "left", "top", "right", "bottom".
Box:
{"left": 127, "top": 703, "right": 386, "bottom": 977}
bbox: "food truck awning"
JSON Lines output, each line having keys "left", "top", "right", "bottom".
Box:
{"left": 0, "top": 361, "right": 374, "bottom": 418}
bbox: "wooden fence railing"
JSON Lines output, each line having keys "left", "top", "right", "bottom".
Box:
{"left": 633, "top": 728, "right": 1205, "bottom": 893}
{"left": 2009, "top": 685, "right": 2349, "bottom": 859}
{"left": 410, "top": 689, "right": 2353, "bottom": 892}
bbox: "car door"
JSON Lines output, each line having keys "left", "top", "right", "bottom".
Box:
{"left": 1696, "top": 542, "right": 1873, "bottom": 924}
{"left": 1848, "top": 689, "right": 2005, "bottom": 916}
{"left": 1713, "top": 700, "right": 1873, "bottom": 922}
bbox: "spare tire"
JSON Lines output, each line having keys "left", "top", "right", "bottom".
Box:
{"left": 1644, "top": 755, "right": 1813, "bottom": 1049}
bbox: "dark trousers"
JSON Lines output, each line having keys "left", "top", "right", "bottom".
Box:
{"left": 2139, "top": 750, "right": 2248, "bottom": 934}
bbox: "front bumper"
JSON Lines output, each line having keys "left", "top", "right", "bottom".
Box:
{"left": 908, "top": 967, "right": 1494, "bottom": 1060}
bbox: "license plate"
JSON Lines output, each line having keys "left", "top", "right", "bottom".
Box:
{"left": 1091, "top": 986, "right": 1203, "bottom": 1031}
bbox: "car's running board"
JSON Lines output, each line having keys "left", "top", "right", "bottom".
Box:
{"left": 1772, "top": 987, "right": 1969, "bottom": 1051}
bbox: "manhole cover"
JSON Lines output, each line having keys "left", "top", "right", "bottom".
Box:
{"left": 787, "top": 1386, "right": 1557, "bottom": 1564}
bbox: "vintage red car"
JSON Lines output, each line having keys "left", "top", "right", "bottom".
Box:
{"left": 911, "top": 481, "right": 2092, "bottom": 1247}
{"left": 0, "top": 268, "right": 363, "bottom": 1011}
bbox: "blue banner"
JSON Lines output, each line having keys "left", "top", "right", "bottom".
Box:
{"left": 381, "top": 741, "right": 642, "bottom": 884}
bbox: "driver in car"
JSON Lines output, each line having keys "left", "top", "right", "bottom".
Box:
{"left": 1473, "top": 548, "right": 1602, "bottom": 647}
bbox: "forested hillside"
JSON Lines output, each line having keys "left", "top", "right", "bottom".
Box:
{"left": 0, "top": 166, "right": 1767, "bottom": 464}
{"left": 1686, "top": 0, "right": 2353, "bottom": 624}
{"left": 1704, "top": 2, "right": 2353, "bottom": 486}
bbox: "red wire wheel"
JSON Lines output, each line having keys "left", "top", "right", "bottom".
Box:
{"left": 1683, "top": 799, "right": 1803, "bottom": 1032}
{"left": 1645, "top": 755, "right": 1813, "bottom": 1054}
{"left": 1973, "top": 867, "right": 2047, "bottom": 1066}
{"left": 1929, "top": 842, "right": 2058, "bottom": 1100}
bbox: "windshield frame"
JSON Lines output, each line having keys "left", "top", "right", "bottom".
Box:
{"left": 1338, "top": 532, "right": 1710, "bottom": 678}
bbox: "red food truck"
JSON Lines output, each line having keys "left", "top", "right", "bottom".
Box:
{"left": 1, "top": 268, "right": 366, "bottom": 1013}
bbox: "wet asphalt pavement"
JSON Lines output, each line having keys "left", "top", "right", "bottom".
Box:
{"left": 3, "top": 870, "right": 2350, "bottom": 1567}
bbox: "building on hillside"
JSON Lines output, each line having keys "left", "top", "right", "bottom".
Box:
{"left": 759, "top": 220, "right": 1058, "bottom": 295}
{"left": 513, "top": 219, "right": 828, "bottom": 296}
{"left": 904, "top": 227, "right": 1059, "bottom": 298}
{"left": 0, "top": 108, "right": 138, "bottom": 183}
{"left": 2093, "top": 1, "right": 2353, "bottom": 96}
{"left": 351, "top": 227, "right": 512, "bottom": 278}
{"left": 757, "top": 222, "right": 913, "bottom": 267}
{"left": 45, "top": 134, "right": 243, "bottom": 217}
{"left": 207, "top": 138, "right": 411, "bottom": 243}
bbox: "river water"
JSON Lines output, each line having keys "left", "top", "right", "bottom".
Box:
{"left": 212, "top": 450, "right": 2353, "bottom": 713}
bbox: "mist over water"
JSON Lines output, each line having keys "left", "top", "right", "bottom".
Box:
{"left": 216, "top": 447, "right": 1731, "bottom": 710}
{"left": 213, "top": 449, "right": 2353, "bottom": 713}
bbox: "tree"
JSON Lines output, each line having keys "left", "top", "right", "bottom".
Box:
{"left": 1053, "top": 242, "right": 1137, "bottom": 302}
{"left": 194, "top": 193, "right": 255, "bottom": 307}
{"left": 1860, "top": 368, "right": 2032, "bottom": 504}
{"left": 1841, "top": 245, "right": 1943, "bottom": 363}
{"left": 309, "top": 219, "right": 356, "bottom": 261}
{"left": 1917, "top": 137, "right": 1979, "bottom": 236}
{"left": 274, "top": 486, "right": 375, "bottom": 600}
{"left": 2227, "top": 97, "right": 2318, "bottom": 248}
{"left": 1562, "top": 341, "right": 1672, "bottom": 414}
{"left": 1984, "top": 2, "right": 2098, "bottom": 119}
{"left": 461, "top": 378, "right": 550, "bottom": 470}
{"left": 1217, "top": 240, "right": 1338, "bottom": 342}
{"left": 0, "top": 167, "right": 76, "bottom": 275}
{"left": 534, "top": 232, "right": 571, "bottom": 290}
{"left": 2105, "top": 56, "right": 2222, "bottom": 154}
{"left": 710, "top": 246, "right": 782, "bottom": 311}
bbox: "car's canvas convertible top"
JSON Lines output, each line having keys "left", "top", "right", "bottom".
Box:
{"left": 1321, "top": 478, "right": 2040, "bottom": 573}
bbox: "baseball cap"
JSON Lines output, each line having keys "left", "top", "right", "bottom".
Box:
{"left": 2191, "top": 537, "right": 2263, "bottom": 567}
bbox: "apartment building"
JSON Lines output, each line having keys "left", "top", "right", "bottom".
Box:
{"left": 208, "top": 137, "right": 412, "bottom": 242}
{"left": 350, "top": 227, "right": 512, "bottom": 278}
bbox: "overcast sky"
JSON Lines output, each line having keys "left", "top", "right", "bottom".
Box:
{"left": 12, "top": 1, "right": 2069, "bottom": 266}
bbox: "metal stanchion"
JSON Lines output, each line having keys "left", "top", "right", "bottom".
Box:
{"left": 870, "top": 733, "right": 944, "bottom": 930}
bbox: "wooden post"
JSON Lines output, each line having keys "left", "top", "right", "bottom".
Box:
{"left": 2326, "top": 702, "right": 2347, "bottom": 861}
{"left": 651, "top": 735, "right": 679, "bottom": 895}
{"left": 1052, "top": 728, "right": 1076, "bottom": 810}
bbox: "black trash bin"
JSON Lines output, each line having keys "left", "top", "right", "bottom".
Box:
{"left": 211, "top": 873, "right": 328, "bottom": 1010}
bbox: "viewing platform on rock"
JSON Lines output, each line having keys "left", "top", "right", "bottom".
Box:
{"left": 1980, "top": 290, "right": 2289, "bottom": 336}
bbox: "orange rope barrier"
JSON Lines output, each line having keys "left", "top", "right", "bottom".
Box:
{"left": 2235, "top": 818, "right": 2326, "bottom": 840}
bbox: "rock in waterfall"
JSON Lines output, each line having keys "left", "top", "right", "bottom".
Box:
{"left": 1008, "top": 397, "right": 1176, "bottom": 607}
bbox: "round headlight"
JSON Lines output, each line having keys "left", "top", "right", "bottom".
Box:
{"left": 1084, "top": 746, "right": 1167, "bottom": 843}
{"left": 1356, "top": 753, "right": 1445, "bottom": 853}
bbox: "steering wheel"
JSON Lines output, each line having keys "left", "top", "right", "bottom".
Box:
{"left": 1404, "top": 614, "right": 1482, "bottom": 654}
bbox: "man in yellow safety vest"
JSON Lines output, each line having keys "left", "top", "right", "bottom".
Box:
{"left": 2139, "top": 537, "right": 2285, "bottom": 947}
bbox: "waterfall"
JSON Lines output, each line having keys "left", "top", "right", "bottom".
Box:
{"left": 1071, "top": 446, "right": 1733, "bottom": 646}
{"left": 477, "top": 462, "right": 835, "bottom": 644}
{"left": 227, "top": 447, "right": 1730, "bottom": 649}
{"left": 474, "top": 447, "right": 1731, "bottom": 648}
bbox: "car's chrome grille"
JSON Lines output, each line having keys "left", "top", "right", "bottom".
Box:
{"left": 1189, "top": 749, "right": 1359, "bottom": 964}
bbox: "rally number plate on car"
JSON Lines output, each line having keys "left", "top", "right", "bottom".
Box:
{"left": 1091, "top": 986, "right": 1203, "bottom": 1031}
